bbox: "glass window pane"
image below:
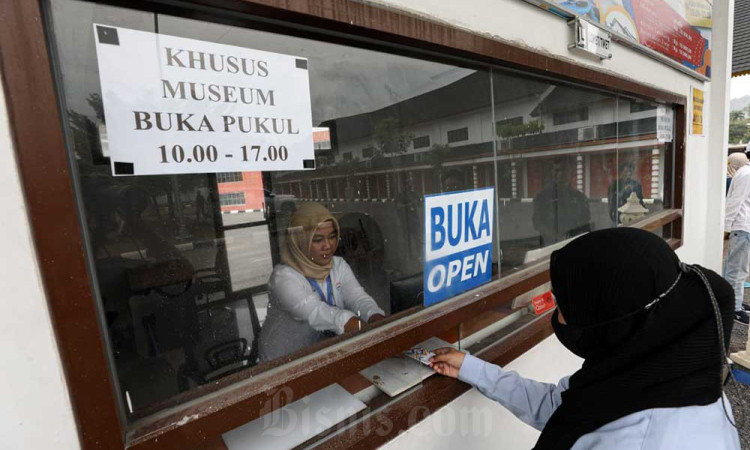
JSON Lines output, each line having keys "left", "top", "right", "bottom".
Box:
{"left": 493, "top": 72, "right": 619, "bottom": 270}
{"left": 614, "top": 98, "right": 670, "bottom": 226}
{"left": 47, "top": 0, "right": 675, "bottom": 423}
{"left": 47, "top": 0, "right": 495, "bottom": 418}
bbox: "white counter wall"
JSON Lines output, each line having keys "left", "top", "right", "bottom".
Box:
{"left": 0, "top": 76, "right": 80, "bottom": 448}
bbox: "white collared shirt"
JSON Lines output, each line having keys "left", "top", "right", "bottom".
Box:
{"left": 725, "top": 164, "right": 750, "bottom": 233}
{"left": 458, "top": 354, "right": 741, "bottom": 449}
{"left": 258, "top": 256, "right": 385, "bottom": 362}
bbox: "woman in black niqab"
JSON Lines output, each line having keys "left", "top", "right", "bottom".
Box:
{"left": 430, "top": 228, "right": 739, "bottom": 449}
{"left": 537, "top": 227, "right": 735, "bottom": 449}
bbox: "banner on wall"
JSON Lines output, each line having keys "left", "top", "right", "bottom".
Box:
{"left": 530, "top": 0, "right": 712, "bottom": 78}
{"left": 691, "top": 87, "right": 705, "bottom": 135}
{"left": 423, "top": 188, "right": 495, "bottom": 307}
{"left": 93, "top": 25, "right": 315, "bottom": 176}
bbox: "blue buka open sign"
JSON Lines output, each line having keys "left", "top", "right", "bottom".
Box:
{"left": 423, "top": 188, "right": 494, "bottom": 306}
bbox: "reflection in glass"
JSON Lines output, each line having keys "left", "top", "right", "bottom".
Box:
{"left": 531, "top": 156, "right": 591, "bottom": 246}
{"left": 615, "top": 98, "right": 668, "bottom": 226}
{"left": 48, "top": 0, "right": 673, "bottom": 420}
{"left": 492, "top": 76, "right": 617, "bottom": 268}
{"left": 49, "top": 0, "right": 494, "bottom": 416}
{"left": 272, "top": 69, "right": 495, "bottom": 315}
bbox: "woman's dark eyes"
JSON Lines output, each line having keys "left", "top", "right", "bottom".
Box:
{"left": 312, "top": 234, "right": 337, "bottom": 243}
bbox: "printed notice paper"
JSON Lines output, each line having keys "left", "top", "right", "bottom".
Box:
{"left": 691, "top": 87, "right": 704, "bottom": 135}
{"left": 93, "top": 25, "right": 314, "bottom": 176}
{"left": 423, "top": 188, "right": 494, "bottom": 307}
{"left": 656, "top": 105, "right": 673, "bottom": 143}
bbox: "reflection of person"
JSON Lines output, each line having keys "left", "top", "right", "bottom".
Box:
{"left": 607, "top": 161, "right": 645, "bottom": 224}
{"left": 726, "top": 152, "right": 748, "bottom": 195}
{"left": 195, "top": 190, "right": 206, "bottom": 222}
{"left": 532, "top": 158, "right": 591, "bottom": 246}
{"left": 431, "top": 228, "right": 739, "bottom": 450}
{"left": 441, "top": 168, "right": 466, "bottom": 192}
{"left": 723, "top": 155, "right": 750, "bottom": 325}
{"left": 396, "top": 177, "right": 421, "bottom": 257}
{"left": 258, "top": 203, "right": 385, "bottom": 362}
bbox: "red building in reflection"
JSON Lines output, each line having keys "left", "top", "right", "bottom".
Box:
{"left": 218, "top": 128, "right": 331, "bottom": 213}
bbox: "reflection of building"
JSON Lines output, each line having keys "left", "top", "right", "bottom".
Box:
{"left": 275, "top": 74, "right": 663, "bottom": 206}
{"left": 217, "top": 172, "right": 264, "bottom": 213}
{"left": 273, "top": 73, "right": 666, "bottom": 273}
{"left": 218, "top": 130, "right": 330, "bottom": 214}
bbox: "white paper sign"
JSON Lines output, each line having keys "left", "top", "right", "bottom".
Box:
{"left": 93, "top": 24, "right": 315, "bottom": 176}
{"left": 423, "top": 188, "right": 494, "bottom": 306}
{"left": 656, "top": 105, "right": 674, "bottom": 143}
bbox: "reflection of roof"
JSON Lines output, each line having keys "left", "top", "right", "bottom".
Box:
{"left": 321, "top": 72, "right": 550, "bottom": 143}
{"left": 734, "top": 0, "right": 750, "bottom": 77}
{"left": 530, "top": 85, "right": 611, "bottom": 116}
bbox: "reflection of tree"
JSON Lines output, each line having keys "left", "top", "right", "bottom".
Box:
{"left": 425, "top": 143, "right": 451, "bottom": 191}
{"left": 67, "top": 93, "right": 107, "bottom": 164}
{"left": 67, "top": 93, "right": 207, "bottom": 246}
{"left": 373, "top": 117, "right": 414, "bottom": 157}
{"left": 333, "top": 157, "right": 360, "bottom": 198}
{"left": 426, "top": 143, "right": 450, "bottom": 166}
{"left": 496, "top": 120, "right": 544, "bottom": 139}
{"left": 68, "top": 109, "right": 102, "bottom": 164}
{"left": 87, "top": 93, "right": 105, "bottom": 122}
{"left": 729, "top": 108, "right": 750, "bottom": 144}
{"left": 334, "top": 156, "right": 360, "bottom": 171}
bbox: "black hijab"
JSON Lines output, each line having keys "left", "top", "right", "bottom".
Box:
{"left": 534, "top": 228, "right": 734, "bottom": 450}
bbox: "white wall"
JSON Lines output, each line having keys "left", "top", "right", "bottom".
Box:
{"left": 0, "top": 73, "right": 81, "bottom": 448}
{"left": 370, "top": 0, "right": 734, "bottom": 449}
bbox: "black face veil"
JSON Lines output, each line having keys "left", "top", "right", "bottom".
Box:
{"left": 533, "top": 228, "right": 734, "bottom": 450}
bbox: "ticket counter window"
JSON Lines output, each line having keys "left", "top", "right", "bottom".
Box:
{"left": 49, "top": 0, "right": 495, "bottom": 417}
{"left": 46, "top": 0, "right": 673, "bottom": 420}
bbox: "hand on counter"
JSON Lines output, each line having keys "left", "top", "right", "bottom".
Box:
{"left": 368, "top": 313, "right": 385, "bottom": 323}
{"left": 429, "top": 347, "right": 466, "bottom": 379}
{"left": 344, "top": 317, "right": 363, "bottom": 333}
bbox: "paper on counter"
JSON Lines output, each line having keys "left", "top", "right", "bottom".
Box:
{"left": 360, "top": 337, "right": 455, "bottom": 397}
{"left": 222, "top": 383, "right": 365, "bottom": 450}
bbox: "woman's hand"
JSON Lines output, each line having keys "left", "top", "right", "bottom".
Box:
{"left": 368, "top": 313, "right": 385, "bottom": 323}
{"left": 344, "top": 317, "right": 363, "bottom": 333}
{"left": 429, "top": 347, "right": 466, "bottom": 379}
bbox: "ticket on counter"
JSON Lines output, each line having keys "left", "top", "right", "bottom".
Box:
{"left": 404, "top": 347, "right": 435, "bottom": 366}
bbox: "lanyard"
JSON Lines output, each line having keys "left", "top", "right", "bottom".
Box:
{"left": 307, "top": 276, "right": 334, "bottom": 306}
